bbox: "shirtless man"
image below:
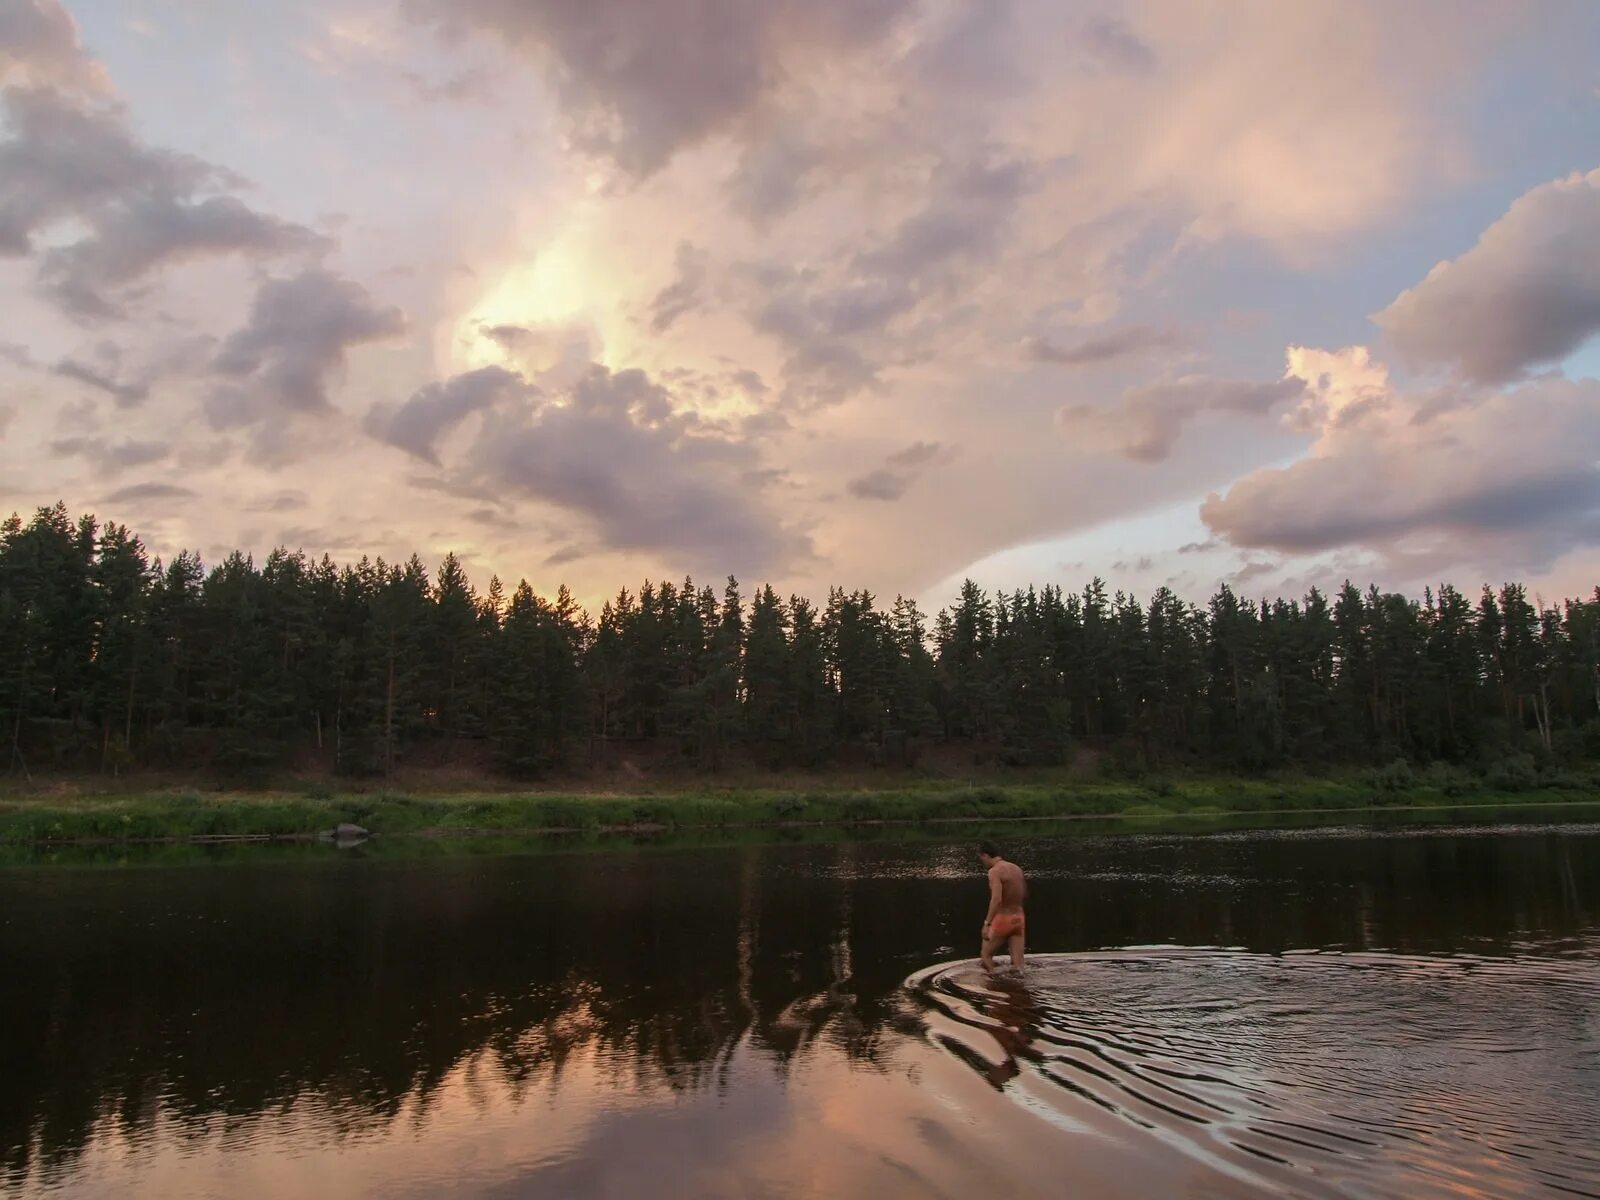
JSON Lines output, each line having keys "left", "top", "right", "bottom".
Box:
{"left": 978, "top": 841, "right": 1026, "bottom": 973}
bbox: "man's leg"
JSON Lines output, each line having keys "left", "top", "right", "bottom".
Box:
{"left": 1007, "top": 932, "right": 1025, "bottom": 970}
{"left": 980, "top": 932, "right": 1004, "bottom": 973}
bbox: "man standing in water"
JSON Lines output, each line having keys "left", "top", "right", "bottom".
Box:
{"left": 978, "top": 841, "right": 1026, "bottom": 973}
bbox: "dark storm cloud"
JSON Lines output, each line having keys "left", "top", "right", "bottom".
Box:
{"left": 404, "top": 0, "right": 913, "bottom": 176}
{"left": 1375, "top": 168, "right": 1600, "bottom": 384}
{"left": 1058, "top": 375, "right": 1304, "bottom": 462}
{"left": 456, "top": 362, "right": 808, "bottom": 575}
{"left": 207, "top": 269, "right": 407, "bottom": 429}
{"left": 102, "top": 481, "right": 195, "bottom": 505}
{"left": 647, "top": 242, "right": 707, "bottom": 333}
{"left": 365, "top": 363, "right": 530, "bottom": 464}
{"left": 0, "top": 86, "right": 325, "bottom": 318}
{"left": 1024, "top": 324, "right": 1180, "bottom": 366}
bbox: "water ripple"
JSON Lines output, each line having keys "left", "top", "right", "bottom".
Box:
{"left": 907, "top": 949, "right": 1600, "bottom": 1198}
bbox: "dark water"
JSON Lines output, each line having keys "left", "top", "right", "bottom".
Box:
{"left": 2, "top": 820, "right": 1597, "bottom": 1199}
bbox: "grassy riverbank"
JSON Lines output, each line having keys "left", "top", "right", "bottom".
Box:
{"left": 3, "top": 773, "right": 1598, "bottom": 843}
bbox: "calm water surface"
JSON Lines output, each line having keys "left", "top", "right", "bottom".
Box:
{"left": 2, "top": 819, "right": 1598, "bottom": 1198}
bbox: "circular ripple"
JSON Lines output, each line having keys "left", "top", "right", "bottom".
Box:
{"left": 907, "top": 949, "right": 1600, "bottom": 1198}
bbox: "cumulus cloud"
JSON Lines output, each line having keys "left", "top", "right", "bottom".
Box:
{"left": 476, "top": 320, "right": 598, "bottom": 389}
{"left": 1201, "top": 352, "right": 1600, "bottom": 571}
{"left": 403, "top": 0, "right": 912, "bottom": 176}
{"left": 1375, "top": 167, "right": 1600, "bottom": 383}
{"left": 451, "top": 363, "right": 807, "bottom": 575}
{"left": 1024, "top": 324, "right": 1180, "bottom": 366}
{"left": 365, "top": 364, "right": 530, "bottom": 464}
{"left": 0, "top": 0, "right": 107, "bottom": 91}
{"left": 0, "top": 86, "right": 325, "bottom": 316}
{"left": 41, "top": 191, "right": 322, "bottom": 319}
{"left": 1058, "top": 375, "right": 1304, "bottom": 462}
{"left": 207, "top": 269, "right": 406, "bottom": 429}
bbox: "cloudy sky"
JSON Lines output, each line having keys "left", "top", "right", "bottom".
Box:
{"left": 4, "top": 0, "right": 1600, "bottom": 610}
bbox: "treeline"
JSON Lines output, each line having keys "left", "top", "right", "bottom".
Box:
{"left": 3, "top": 502, "right": 1599, "bottom": 780}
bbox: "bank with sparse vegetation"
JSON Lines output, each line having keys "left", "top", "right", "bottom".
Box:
{"left": 4, "top": 763, "right": 1598, "bottom": 844}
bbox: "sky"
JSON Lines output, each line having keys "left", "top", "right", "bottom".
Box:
{"left": 3, "top": 0, "right": 1600, "bottom": 614}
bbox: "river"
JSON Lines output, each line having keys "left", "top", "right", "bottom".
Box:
{"left": 2, "top": 815, "right": 1597, "bottom": 1198}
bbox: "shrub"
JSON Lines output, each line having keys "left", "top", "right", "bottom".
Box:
{"left": 1370, "top": 758, "right": 1416, "bottom": 794}
{"left": 1486, "top": 753, "right": 1539, "bottom": 793}
{"left": 1420, "top": 761, "right": 1478, "bottom": 798}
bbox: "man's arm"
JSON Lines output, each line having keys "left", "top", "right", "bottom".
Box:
{"left": 982, "top": 867, "right": 1001, "bottom": 931}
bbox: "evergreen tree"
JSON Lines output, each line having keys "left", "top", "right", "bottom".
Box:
{"left": 7, "top": 500, "right": 1600, "bottom": 781}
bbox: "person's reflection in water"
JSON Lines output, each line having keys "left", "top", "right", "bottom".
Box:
{"left": 977, "top": 972, "right": 1039, "bottom": 1088}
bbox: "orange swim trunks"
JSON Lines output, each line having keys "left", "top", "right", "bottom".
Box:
{"left": 989, "top": 911, "right": 1025, "bottom": 940}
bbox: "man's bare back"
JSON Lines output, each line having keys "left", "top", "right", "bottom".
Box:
{"left": 991, "top": 860, "right": 1026, "bottom": 909}
{"left": 978, "top": 843, "right": 1026, "bottom": 972}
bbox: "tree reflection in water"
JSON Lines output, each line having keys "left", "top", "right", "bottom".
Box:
{"left": 2, "top": 824, "right": 1595, "bottom": 1194}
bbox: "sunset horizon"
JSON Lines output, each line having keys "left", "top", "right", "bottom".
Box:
{"left": 4, "top": 1, "right": 1600, "bottom": 613}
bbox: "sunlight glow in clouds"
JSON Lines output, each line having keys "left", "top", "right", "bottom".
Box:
{"left": 3, "top": 0, "right": 1600, "bottom": 609}
{"left": 453, "top": 214, "right": 622, "bottom": 376}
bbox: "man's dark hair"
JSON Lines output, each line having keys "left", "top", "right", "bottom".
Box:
{"left": 978, "top": 841, "right": 1002, "bottom": 859}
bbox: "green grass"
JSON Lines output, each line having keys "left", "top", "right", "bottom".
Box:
{"left": 1, "top": 774, "right": 1597, "bottom": 844}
